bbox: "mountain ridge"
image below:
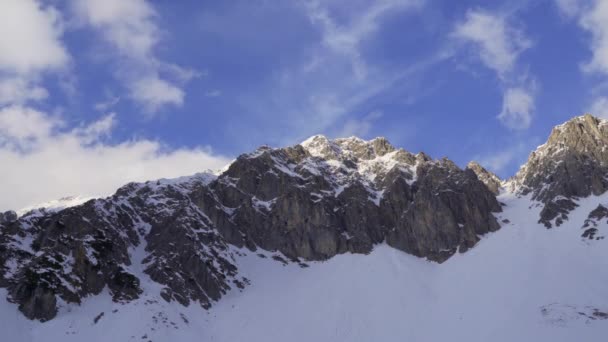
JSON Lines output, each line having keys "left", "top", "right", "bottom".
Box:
{"left": 1, "top": 113, "right": 607, "bottom": 326}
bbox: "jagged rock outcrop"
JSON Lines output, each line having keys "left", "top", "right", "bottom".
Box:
{"left": 512, "top": 114, "right": 608, "bottom": 227}
{"left": 202, "top": 136, "right": 501, "bottom": 262}
{"left": 0, "top": 174, "right": 242, "bottom": 321}
{"left": 582, "top": 204, "right": 608, "bottom": 240}
{"left": 0, "top": 135, "right": 502, "bottom": 321}
{"left": 386, "top": 159, "right": 501, "bottom": 260}
{"left": 467, "top": 161, "right": 502, "bottom": 194}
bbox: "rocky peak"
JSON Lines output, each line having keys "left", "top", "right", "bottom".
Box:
{"left": 467, "top": 161, "right": 502, "bottom": 194}
{"left": 546, "top": 114, "right": 608, "bottom": 155}
{"left": 300, "top": 135, "right": 398, "bottom": 161}
{"left": 369, "top": 137, "right": 396, "bottom": 156}
{"left": 513, "top": 113, "right": 608, "bottom": 227}
{"left": 300, "top": 135, "right": 341, "bottom": 160}
{"left": 297, "top": 135, "right": 420, "bottom": 189}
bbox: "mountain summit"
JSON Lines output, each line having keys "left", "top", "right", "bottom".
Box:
{"left": 512, "top": 114, "right": 608, "bottom": 226}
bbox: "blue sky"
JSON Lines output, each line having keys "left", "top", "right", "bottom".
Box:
{"left": 1, "top": 0, "right": 608, "bottom": 209}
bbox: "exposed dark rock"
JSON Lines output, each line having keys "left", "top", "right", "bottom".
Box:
{"left": 466, "top": 161, "right": 502, "bottom": 195}
{"left": 581, "top": 204, "right": 608, "bottom": 240}
{"left": 0, "top": 211, "right": 17, "bottom": 224}
{"left": 588, "top": 204, "right": 608, "bottom": 221}
{"left": 538, "top": 198, "right": 578, "bottom": 228}
{"left": 513, "top": 114, "right": 608, "bottom": 227}
{"left": 386, "top": 160, "right": 501, "bottom": 261}
{"left": 203, "top": 139, "right": 501, "bottom": 262}
{"left": 0, "top": 135, "right": 502, "bottom": 320}
{"left": 582, "top": 228, "right": 598, "bottom": 239}
{"left": 93, "top": 312, "right": 104, "bottom": 324}
{"left": 0, "top": 174, "right": 240, "bottom": 321}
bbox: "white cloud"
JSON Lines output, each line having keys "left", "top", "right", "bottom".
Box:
{"left": 73, "top": 0, "right": 157, "bottom": 60}
{"left": 557, "top": 0, "right": 608, "bottom": 116}
{"left": 0, "top": 107, "right": 231, "bottom": 211}
{"left": 72, "top": 112, "right": 116, "bottom": 144}
{"left": 0, "top": 0, "right": 68, "bottom": 75}
{"left": 0, "top": 106, "right": 59, "bottom": 145}
{"left": 578, "top": 1, "right": 608, "bottom": 75}
{"left": 72, "top": 0, "right": 196, "bottom": 112}
{"left": 453, "top": 9, "right": 535, "bottom": 130}
{"left": 130, "top": 76, "right": 184, "bottom": 112}
{"left": 0, "top": 0, "right": 69, "bottom": 110}
{"left": 0, "top": 77, "right": 48, "bottom": 105}
{"left": 498, "top": 87, "right": 535, "bottom": 130}
{"left": 453, "top": 9, "right": 531, "bottom": 78}
{"left": 589, "top": 96, "right": 608, "bottom": 118}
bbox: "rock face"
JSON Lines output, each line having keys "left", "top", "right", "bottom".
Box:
{"left": 0, "top": 174, "right": 242, "bottom": 321}
{"left": 582, "top": 205, "right": 608, "bottom": 240}
{"left": 512, "top": 114, "right": 608, "bottom": 227}
{"left": 208, "top": 136, "right": 501, "bottom": 262}
{"left": 467, "top": 161, "right": 502, "bottom": 195}
{"left": 0, "top": 211, "right": 17, "bottom": 224}
{"left": 0, "top": 135, "right": 503, "bottom": 321}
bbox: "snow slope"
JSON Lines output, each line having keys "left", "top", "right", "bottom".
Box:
{"left": 2, "top": 192, "right": 608, "bottom": 341}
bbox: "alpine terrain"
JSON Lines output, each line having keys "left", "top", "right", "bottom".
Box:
{"left": 1, "top": 114, "right": 608, "bottom": 341}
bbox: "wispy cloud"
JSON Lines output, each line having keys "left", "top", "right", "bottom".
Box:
{"left": 230, "top": 0, "right": 444, "bottom": 144}
{"left": 578, "top": 0, "right": 608, "bottom": 75}
{"left": 452, "top": 9, "right": 531, "bottom": 78}
{"left": 452, "top": 8, "right": 536, "bottom": 130}
{"left": 557, "top": 0, "right": 608, "bottom": 116}
{"left": 305, "top": 0, "right": 423, "bottom": 80}
{"left": 71, "top": 0, "right": 200, "bottom": 113}
{"left": 94, "top": 95, "right": 120, "bottom": 112}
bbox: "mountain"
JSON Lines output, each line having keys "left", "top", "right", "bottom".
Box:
{"left": 512, "top": 114, "right": 608, "bottom": 227}
{"left": 1, "top": 115, "right": 608, "bottom": 341}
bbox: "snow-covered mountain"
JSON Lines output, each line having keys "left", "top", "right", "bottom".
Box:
{"left": 1, "top": 114, "right": 608, "bottom": 341}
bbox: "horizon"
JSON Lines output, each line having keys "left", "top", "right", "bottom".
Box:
{"left": 2, "top": 0, "right": 608, "bottom": 210}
